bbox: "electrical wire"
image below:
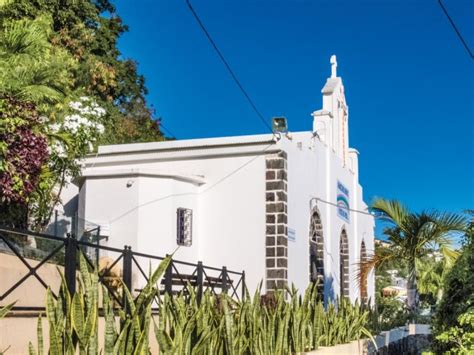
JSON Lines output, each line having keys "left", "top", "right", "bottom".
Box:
{"left": 159, "top": 122, "right": 177, "bottom": 139}
{"left": 438, "top": 0, "right": 473, "bottom": 59}
{"left": 184, "top": 0, "right": 275, "bottom": 134}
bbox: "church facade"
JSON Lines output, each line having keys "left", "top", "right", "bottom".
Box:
{"left": 62, "top": 56, "right": 375, "bottom": 303}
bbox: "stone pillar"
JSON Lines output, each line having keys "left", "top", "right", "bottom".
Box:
{"left": 265, "top": 151, "right": 288, "bottom": 291}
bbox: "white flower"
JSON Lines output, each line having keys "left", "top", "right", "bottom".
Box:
{"left": 39, "top": 116, "right": 48, "bottom": 123}
{"left": 96, "top": 123, "right": 105, "bottom": 134}
{"left": 94, "top": 107, "right": 106, "bottom": 117}
{"left": 65, "top": 114, "right": 81, "bottom": 122}
{"left": 49, "top": 123, "right": 61, "bottom": 133}
{"left": 69, "top": 101, "right": 82, "bottom": 111}
{"left": 51, "top": 141, "right": 67, "bottom": 158}
{"left": 80, "top": 96, "right": 90, "bottom": 102}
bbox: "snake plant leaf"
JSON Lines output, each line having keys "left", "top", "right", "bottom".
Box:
{"left": 155, "top": 329, "right": 174, "bottom": 353}
{"left": 28, "top": 341, "right": 35, "bottom": 355}
{"left": 0, "top": 302, "right": 15, "bottom": 318}
{"left": 103, "top": 286, "right": 117, "bottom": 355}
{"left": 113, "top": 319, "right": 130, "bottom": 354}
{"left": 71, "top": 293, "right": 85, "bottom": 342}
{"left": 37, "top": 313, "right": 43, "bottom": 355}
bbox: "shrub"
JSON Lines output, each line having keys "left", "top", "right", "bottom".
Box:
{"left": 432, "top": 218, "right": 474, "bottom": 353}
{"left": 29, "top": 252, "right": 374, "bottom": 354}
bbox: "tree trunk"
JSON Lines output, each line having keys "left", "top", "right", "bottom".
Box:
{"left": 406, "top": 260, "right": 418, "bottom": 319}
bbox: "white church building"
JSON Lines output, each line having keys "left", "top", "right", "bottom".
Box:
{"left": 62, "top": 56, "right": 375, "bottom": 303}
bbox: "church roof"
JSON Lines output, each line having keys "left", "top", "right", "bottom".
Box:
{"left": 321, "top": 77, "right": 341, "bottom": 94}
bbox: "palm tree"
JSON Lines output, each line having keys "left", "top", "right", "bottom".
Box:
{"left": 361, "top": 198, "right": 467, "bottom": 318}
{"left": 0, "top": 15, "right": 75, "bottom": 105}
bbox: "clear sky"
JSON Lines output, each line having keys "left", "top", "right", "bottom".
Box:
{"left": 114, "top": 0, "right": 473, "bottom": 237}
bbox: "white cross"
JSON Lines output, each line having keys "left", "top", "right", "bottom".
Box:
{"left": 330, "top": 55, "right": 337, "bottom": 78}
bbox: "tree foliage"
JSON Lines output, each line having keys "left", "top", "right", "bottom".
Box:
{"left": 360, "top": 198, "right": 467, "bottom": 317}
{"left": 432, "top": 214, "right": 474, "bottom": 353}
{"left": 0, "top": 97, "right": 48, "bottom": 204}
{"left": 0, "top": 0, "right": 167, "bottom": 229}
{"left": 1, "top": 0, "right": 165, "bottom": 144}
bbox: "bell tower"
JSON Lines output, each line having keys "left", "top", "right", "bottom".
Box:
{"left": 312, "top": 55, "right": 350, "bottom": 167}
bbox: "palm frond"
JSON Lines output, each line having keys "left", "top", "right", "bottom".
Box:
{"left": 371, "top": 198, "right": 409, "bottom": 229}
{"left": 354, "top": 252, "right": 394, "bottom": 289}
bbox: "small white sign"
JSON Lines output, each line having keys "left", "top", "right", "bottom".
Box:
{"left": 288, "top": 228, "right": 296, "bottom": 242}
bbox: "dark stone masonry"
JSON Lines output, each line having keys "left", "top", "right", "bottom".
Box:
{"left": 367, "top": 334, "right": 432, "bottom": 355}
{"left": 265, "top": 151, "right": 288, "bottom": 291}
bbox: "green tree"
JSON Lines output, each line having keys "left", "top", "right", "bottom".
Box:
{"left": 432, "top": 212, "right": 474, "bottom": 353}
{"left": 360, "top": 198, "right": 467, "bottom": 318}
{"left": 0, "top": 15, "right": 107, "bottom": 229}
{"left": 0, "top": 1, "right": 169, "bottom": 230}
{"left": 416, "top": 255, "right": 454, "bottom": 306}
{"left": 0, "top": 15, "right": 75, "bottom": 105}
{"left": 0, "top": 0, "right": 165, "bottom": 144}
{"left": 0, "top": 15, "right": 77, "bottom": 227}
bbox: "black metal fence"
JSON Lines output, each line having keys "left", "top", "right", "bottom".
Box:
{"left": 0, "top": 226, "right": 245, "bottom": 313}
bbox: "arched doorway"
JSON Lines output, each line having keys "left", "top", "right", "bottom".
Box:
{"left": 339, "top": 228, "right": 349, "bottom": 298}
{"left": 360, "top": 241, "right": 368, "bottom": 304}
{"left": 309, "top": 208, "right": 324, "bottom": 298}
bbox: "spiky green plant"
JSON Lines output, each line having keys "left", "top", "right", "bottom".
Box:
{"left": 28, "top": 253, "right": 373, "bottom": 354}
{"left": 0, "top": 302, "right": 15, "bottom": 355}
{"left": 153, "top": 282, "right": 373, "bottom": 354}
{"left": 28, "top": 252, "right": 171, "bottom": 354}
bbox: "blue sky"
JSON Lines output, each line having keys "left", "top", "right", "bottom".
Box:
{"left": 113, "top": 0, "right": 473, "bottom": 238}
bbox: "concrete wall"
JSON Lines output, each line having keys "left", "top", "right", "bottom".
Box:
{"left": 0, "top": 253, "right": 62, "bottom": 308}
{"left": 0, "top": 316, "right": 160, "bottom": 355}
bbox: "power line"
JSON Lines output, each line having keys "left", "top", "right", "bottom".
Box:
{"left": 159, "top": 122, "right": 178, "bottom": 139}
{"left": 438, "top": 0, "right": 474, "bottom": 59}
{"left": 184, "top": 0, "right": 274, "bottom": 133}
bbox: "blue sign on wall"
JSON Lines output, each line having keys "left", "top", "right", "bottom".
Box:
{"left": 337, "top": 181, "right": 350, "bottom": 223}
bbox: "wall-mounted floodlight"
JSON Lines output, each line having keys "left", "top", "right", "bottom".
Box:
{"left": 272, "top": 117, "right": 288, "bottom": 134}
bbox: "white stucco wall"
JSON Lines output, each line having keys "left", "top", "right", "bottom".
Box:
{"left": 281, "top": 133, "right": 375, "bottom": 303}
{"left": 73, "top": 144, "right": 270, "bottom": 294}
{"left": 69, "top": 133, "right": 374, "bottom": 301}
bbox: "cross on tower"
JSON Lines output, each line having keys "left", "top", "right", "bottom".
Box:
{"left": 330, "top": 55, "right": 337, "bottom": 78}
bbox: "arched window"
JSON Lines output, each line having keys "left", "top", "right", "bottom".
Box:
{"left": 360, "top": 240, "right": 368, "bottom": 304}
{"left": 309, "top": 208, "right": 324, "bottom": 298}
{"left": 339, "top": 228, "right": 349, "bottom": 298}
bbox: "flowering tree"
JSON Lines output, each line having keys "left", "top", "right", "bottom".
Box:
{"left": 0, "top": 15, "right": 110, "bottom": 229}
{"left": 30, "top": 97, "right": 106, "bottom": 229}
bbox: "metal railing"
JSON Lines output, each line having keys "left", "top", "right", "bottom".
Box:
{"left": 0, "top": 226, "right": 246, "bottom": 313}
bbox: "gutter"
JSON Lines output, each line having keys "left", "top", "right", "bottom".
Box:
{"left": 92, "top": 134, "right": 278, "bottom": 157}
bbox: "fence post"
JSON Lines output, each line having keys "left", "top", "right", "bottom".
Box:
{"left": 122, "top": 246, "right": 133, "bottom": 315}
{"left": 196, "top": 261, "right": 203, "bottom": 305}
{"left": 64, "top": 233, "right": 77, "bottom": 296}
{"left": 164, "top": 255, "right": 173, "bottom": 295}
{"left": 241, "top": 270, "right": 246, "bottom": 301}
{"left": 222, "top": 266, "right": 228, "bottom": 294}
{"left": 95, "top": 226, "right": 101, "bottom": 266}
{"left": 54, "top": 210, "right": 58, "bottom": 237}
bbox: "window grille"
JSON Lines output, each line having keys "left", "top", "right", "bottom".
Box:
{"left": 177, "top": 208, "right": 192, "bottom": 246}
